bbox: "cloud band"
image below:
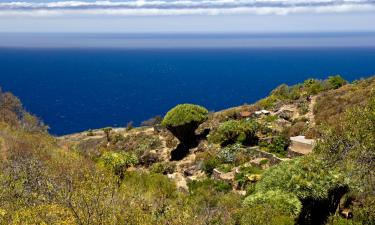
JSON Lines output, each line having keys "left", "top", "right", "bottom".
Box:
{"left": 1, "top": 0, "right": 375, "bottom": 16}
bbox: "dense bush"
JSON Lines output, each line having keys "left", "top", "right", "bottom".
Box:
{"left": 259, "top": 136, "right": 290, "bottom": 157}
{"left": 208, "top": 119, "right": 259, "bottom": 146}
{"left": 256, "top": 155, "right": 350, "bottom": 225}
{"left": 243, "top": 190, "right": 302, "bottom": 216}
{"left": 257, "top": 155, "right": 348, "bottom": 200}
{"left": 98, "top": 151, "right": 138, "bottom": 178}
{"left": 239, "top": 204, "right": 295, "bottom": 225}
{"left": 327, "top": 75, "right": 347, "bottom": 89}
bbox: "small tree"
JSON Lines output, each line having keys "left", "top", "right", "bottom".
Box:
{"left": 102, "top": 127, "right": 112, "bottom": 142}
{"left": 162, "top": 104, "right": 208, "bottom": 145}
{"left": 162, "top": 104, "right": 208, "bottom": 160}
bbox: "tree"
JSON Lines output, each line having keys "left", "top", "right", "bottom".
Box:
{"left": 102, "top": 127, "right": 112, "bottom": 142}
{"left": 162, "top": 104, "right": 208, "bottom": 160}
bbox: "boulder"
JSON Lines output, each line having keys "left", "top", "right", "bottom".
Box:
{"left": 277, "top": 109, "right": 294, "bottom": 121}
{"left": 250, "top": 158, "right": 269, "bottom": 169}
{"left": 212, "top": 168, "right": 235, "bottom": 183}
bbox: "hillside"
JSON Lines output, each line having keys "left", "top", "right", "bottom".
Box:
{"left": 0, "top": 75, "right": 374, "bottom": 225}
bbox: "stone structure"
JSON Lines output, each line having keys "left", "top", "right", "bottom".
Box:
{"left": 288, "top": 136, "right": 315, "bottom": 157}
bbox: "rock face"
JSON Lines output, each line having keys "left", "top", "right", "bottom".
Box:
{"left": 212, "top": 169, "right": 235, "bottom": 184}
{"left": 288, "top": 136, "right": 315, "bottom": 157}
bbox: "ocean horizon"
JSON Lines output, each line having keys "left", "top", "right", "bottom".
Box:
{"left": 1, "top": 45, "right": 375, "bottom": 135}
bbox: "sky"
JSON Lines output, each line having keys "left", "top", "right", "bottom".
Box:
{"left": 0, "top": 0, "right": 375, "bottom": 33}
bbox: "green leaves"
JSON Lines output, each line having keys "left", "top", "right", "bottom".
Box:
{"left": 243, "top": 190, "right": 302, "bottom": 216}
{"left": 98, "top": 151, "right": 138, "bottom": 177}
{"left": 162, "top": 104, "right": 208, "bottom": 127}
{"left": 208, "top": 119, "right": 259, "bottom": 146}
{"left": 256, "top": 155, "right": 348, "bottom": 200}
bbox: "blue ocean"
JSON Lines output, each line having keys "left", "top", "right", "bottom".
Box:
{"left": 1, "top": 47, "right": 375, "bottom": 135}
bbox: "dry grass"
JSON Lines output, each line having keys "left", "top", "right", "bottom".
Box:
{"left": 314, "top": 76, "right": 375, "bottom": 126}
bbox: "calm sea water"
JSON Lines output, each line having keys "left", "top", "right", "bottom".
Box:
{"left": 1, "top": 47, "right": 375, "bottom": 135}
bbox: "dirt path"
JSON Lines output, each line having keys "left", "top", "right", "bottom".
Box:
{"left": 306, "top": 96, "right": 317, "bottom": 126}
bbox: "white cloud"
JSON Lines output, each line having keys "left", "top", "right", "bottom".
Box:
{"left": 0, "top": 0, "right": 374, "bottom": 16}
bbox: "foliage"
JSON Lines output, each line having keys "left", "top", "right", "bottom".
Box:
{"left": 102, "top": 127, "right": 112, "bottom": 142}
{"left": 239, "top": 204, "right": 295, "bottom": 225}
{"left": 243, "top": 190, "right": 302, "bottom": 216}
{"left": 150, "top": 162, "right": 176, "bottom": 175}
{"left": 162, "top": 104, "right": 208, "bottom": 146}
{"left": 256, "top": 155, "right": 348, "bottom": 200}
{"left": 202, "top": 156, "right": 221, "bottom": 175}
{"left": 255, "top": 76, "right": 349, "bottom": 112}
{"left": 314, "top": 96, "right": 375, "bottom": 225}
{"left": 98, "top": 151, "right": 138, "bottom": 177}
{"left": 217, "top": 144, "right": 242, "bottom": 164}
{"left": 208, "top": 119, "right": 259, "bottom": 146}
{"left": 327, "top": 75, "right": 347, "bottom": 89}
{"left": 162, "top": 104, "right": 208, "bottom": 127}
{"left": 188, "top": 179, "right": 232, "bottom": 194}
{"left": 10, "top": 204, "right": 76, "bottom": 225}
{"left": 314, "top": 77, "right": 375, "bottom": 126}
{"left": 315, "top": 97, "right": 375, "bottom": 181}
{"left": 234, "top": 165, "right": 263, "bottom": 190}
{"left": 259, "top": 136, "right": 289, "bottom": 157}
{"left": 0, "top": 88, "right": 47, "bottom": 132}
{"left": 110, "top": 131, "right": 162, "bottom": 158}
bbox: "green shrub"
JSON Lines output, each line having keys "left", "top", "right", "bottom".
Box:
{"left": 208, "top": 119, "right": 259, "bottom": 146}
{"left": 256, "top": 155, "right": 348, "bottom": 200}
{"left": 150, "top": 162, "right": 176, "bottom": 175}
{"left": 271, "top": 84, "right": 291, "bottom": 100}
{"left": 243, "top": 190, "right": 302, "bottom": 216}
{"left": 327, "top": 75, "right": 347, "bottom": 89}
{"left": 326, "top": 215, "right": 362, "bottom": 225}
{"left": 260, "top": 136, "right": 289, "bottom": 157}
{"left": 217, "top": 144, "right": 242, "bottom": 164}
{"left": 202, "top": 157, "right": 221, "bottom": 175}
{"left": 98, "top": 151, "right": 138, "bottom": 177}
{"left": 188, "top": 179, "right": 232, "bottom": 194}
{"left": 217, "top": 163, "right": 233, "bottom": 173}
{"left": 256, "top": 95, "right": 278, "bottom": 109}
{"left": 234, "top": 165, "right": 263, "bottom": 190}
{"left": 239, "top": 204, "right": 295, "bottom": 225}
